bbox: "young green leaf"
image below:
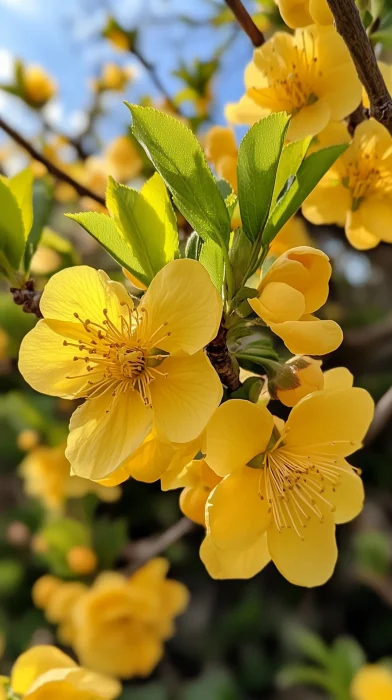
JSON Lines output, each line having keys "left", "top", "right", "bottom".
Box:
{"left": 126, "top": 104, "right": 231, "bottom": 248}
{"left": 24, "top": 177, "right": 54, "bottom": 273}
{"left": 199, "top": 237, "right": 224, "bottom": 291}
{"left": 271, "top": 136, "right": 312, "bottom": 208}
{"left": 0, "top": 178, "right": 25, "bottom": 279}
{"left": 262, "top": 144, "right": 348, "bottom": 246}
{"left": 8, "top": 168, "right": 34, "bottom": 238}
{"left": 237, "top": 112, "right": 290, "bottom": 242}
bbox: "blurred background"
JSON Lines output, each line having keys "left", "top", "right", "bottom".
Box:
{"left": 0, "top": 1, "right": 392, "bottom": 698}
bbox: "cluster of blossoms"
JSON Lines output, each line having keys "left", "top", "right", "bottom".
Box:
{"left": 32, "top": 558, "right": 188, "bottom": 680}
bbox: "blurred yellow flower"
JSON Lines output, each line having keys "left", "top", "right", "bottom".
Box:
{"left": 19, "top": 262, "right": 222, "bottom": 480}
{"left": 303, "top": 119, "right": 392, "bottom": 250}
{"left": 72, "top": 559, "right": 189, "bottom": 679}
{"left": 275, "top": 0, "right": 332, "bottom": 28}
{"left": 19, "top": 442, "right": 121, "bottom": 512}
{"left": 226, "top": 26, "right": 361, "bottom": 141}
{"left": 269, "top": 217, "right": 313, "bottom": 258}
{"left": 67, "top": 546, "right": 98, "bottom": 576}
{"left": 202, "top": 386, "right": 373, "bottom": 585}
{"left": 351, "top": 664, "right": 392, "bottom": 700}
{"left": 105, "top": 135, "right": 143, "bottom": 182}
{"left": 33, "top": 577, "right": 88, "bottom": 647}
{"left": 106, "top": 28, "right": 130, "bottom": 52}
{"left": 23, "top": 65, "right": 56, "bottom": 107}
{"left": 8, "top": 645, "right": 121, "bottom": 699}
{"left": 249, "top": 246, "right": 343, "bottom": 355}
{"left": 205, "top": 125, "right": 238, "bottom": 192}
{"left": 97, "top": 63, "right": 132, "bottom": 92}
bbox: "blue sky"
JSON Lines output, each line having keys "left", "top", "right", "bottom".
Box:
{"left": 0, "top": 0, "right": 254, "bottom": 144}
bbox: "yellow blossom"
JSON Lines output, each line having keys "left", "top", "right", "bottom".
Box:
{"left": 98, "top": 63, "right": 132, "bottom": 92}
{"left": 19, "top": 261, "right": 222, "bottom": 480}
{"left": 269, "top": 217, "right": 313, "bottom": 258}
{"left": 205, "top": 125, "right": 238, "bottom": 192}
{"left": 226, "top": 25, "right": 361, "bottom": 141}
{"left": 275, "top": 0, "right": 332, "bottom": 28}
{"left": 249, "top": 246, "right": 343, "bottom": 355}
{"left": 19, "top": 442, "right": 121, "bottom": 511}
{"left": 202, "top": 385, "right": 374, "bottom": 585}
{"left": 351, "top": 664, "right": 392, "bottom": 700}
{"left": 33, "top": 576, "right": 88, "bottom": 646}
{"left": 303, "top": 119, "right": 392, "bottom": 250}
{"left": 106, "top": 28, "right": 130, "bottom": 52}
{"left": 8, "top": 645, "right": 121, "bottom": 699}
{"left": 23, "top": 65, "right": 56, "bottom": 107}
{"left": 104, "top": 135, "right": 143, "bottom": 182}
{"left": 67, "top": 546, "right": 98, "bottom": 576}
{"left": 72, "top": 559, "right": 189, "bottom": 679}
{"left": 173, "top": 459, "right": 222, "bottom": 526}
{"left": 270, "top": 356, "right": 323, "bottom": 407}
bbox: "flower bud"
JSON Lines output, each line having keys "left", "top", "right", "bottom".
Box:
{"left": 32, "top": 575, "right": 61, "bottom": 610}
{"left": 67, "top": 546, "right": 98, "bottom": 576}
{"left": 269, "top": 356, "right": 324, "bottom": 407}
{"left": 17, "top": 429, "right": 40, "bottom": 452}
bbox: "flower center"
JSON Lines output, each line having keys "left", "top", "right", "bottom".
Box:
{"left": 64, "top": 303, "right": 170, "bottom": 408}
{"left": 342, "top": 144, "right": 392, "bottom": 206}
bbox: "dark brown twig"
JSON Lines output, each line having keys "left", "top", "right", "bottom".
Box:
{"left": 326, "top": 0, "right": 392, "bottom": 133}
{"left": 0, "top": 115, "right": 105, "bottom": 206}
{"left": 123, "top": 517, "right": 194, "bottom": 573}
{"left": 207, "top": 324, "right": 241, "bottom": 392}
{"left": 132, "top": 47, "right": 180, "bottom": 114}
{"left": 224, "top": 0, "right": 265, "bottom": 47}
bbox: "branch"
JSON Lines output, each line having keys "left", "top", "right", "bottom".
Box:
{"left": 122, "top": 517, "right": 194, "bottom": 573}
{"left": 326, "top": 0, "right": 392, "bottom": 133}
{"left": 0, "top": 114, "right": 106, "bottom": 206}
{"left": 132, "top": 47, "right": 181, "bottom": 115}
{"left": 365, "top": 385, "right": 392, "bottom": 445}
{"left": 224, "top": 0, "right": 265, "bottom": 47}
{"left": 206, "top": 324, "right": 242, "bottom": 392}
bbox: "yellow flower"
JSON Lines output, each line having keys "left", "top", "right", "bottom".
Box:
{"left": 226, "top": 26, "right": 361, "bottom": 141}
{"left": 173, "top": 459, "right": 222, "bottom": 526}
{"left": 19, "top": 261, "right": 222, "bottom": 480}
{"left": 249, "top": 246, "right": 343, "bottom": 355}
{"left": 33, "top": 577, "right": 88, "bottom": 647}
{"left": 17, "top": 427, "right": 40, "bottom": 453}
{"left": 72, "top": 559, "right": 189, "bottom": 679}
{"left": 98, "top": 63, "right": 132, "bottom": 92}
{"left": 269, "top": 217, "right": 313, "bottom": 258}
{"left": 8, "top": 645, "right": 121, "bottom": 699}
{"left": 67, "top": 546, "right": 98, "bottom": 576}
{"left": 106, "top": 28, "right": 130, "bottom": 52}
{"left": 205, "top": 126, "right": 238, "bottom": 192}
{"left": 303, "top": 119, "right": 392, "bottom": 250}
{"left": 19, "top": 442, "right": 121, "bottom": 511}
{"left": 275, "top": 0, "right": 332, "bottom": 28}
{"left": 23, "top": 65, "right": 56, "bottom": 106}
{"left": 270, "top": 355, "right": 323, "bottom": 407}
{"left": 202, "top": 385, "right": 374, "bottom": 585}
{"left": 104, "top": 135, "right": 143, "bottom": 182}
{"left": 351, "top": 664, "right": 392, "bottom": 700}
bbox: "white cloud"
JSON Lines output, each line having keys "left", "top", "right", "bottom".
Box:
{"left": 0, "top": 0, "right": 40, "bottom": 16}
{"left": 0, "top": 49, "right": 14, "bottom": 81}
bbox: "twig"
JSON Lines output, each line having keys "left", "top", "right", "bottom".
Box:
{"left": 122, "top": 517, "right": 194, "bottom": 573}
{"left": 358, "top": 570, "right": 392, "bottom": 607}
{"left": 365, "top": 385, "right": 392, "bottom": 444}
{"left": 326, "top": 0, "right": 392, "bottom": 133}
{"left": 206, "top": 324, "right": 242, "bottom": 392}
{"left": 132, "top": 47, "right": 180, "bottom": 115}
{"left": 0, "top": 114, "right": 106, "bottom": 206}
{"left": 224, "top": 0, "right": 265, "bottom": 47}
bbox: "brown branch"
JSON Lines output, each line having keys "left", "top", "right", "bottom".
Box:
{"left": 122, "top": 517, "right": 194, "bottom": 573}
{"left": 0, "top": 114, "right": 105, "bottom": 206}
{"left": 365, "top": 385, "right": 392, "bottom": 445}
{"left": 224, "top": 0, "right": 265, "bottom": 47}
{"left": 132, "top": 47, "right": 181, "bottom": 115}
{"left": 326, "top": 0, "right": 392, "bottom": 133}
{"left": 206, "top": 324, "right": 241, "bottom": 392}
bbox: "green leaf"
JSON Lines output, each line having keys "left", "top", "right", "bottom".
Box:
{"left": 329, "top": 636, "right": 366, "bottom": 688}
{"left": 262, "top": 144, "right": 348, "bottom": 246}
{"left": 66, "top": 211, "right": 144, "bottom": 282}
{"left": 126, "top": 104, "right": 231, "bottom": 248}
{"left": 371, "top": 28, "right": 392, "bottom": 46}
{"left": 7, "top": 168, "right": 34, "bottom": 238}
{"left": 272, "top": 136, "right": 312, "bottom": 207}
{"left": 237, "top": 113, "right": 290, "bottom": 242}
{"left": 184, "top": 667, "right": 239, "bottom": 700}
{"left": 229, "top": 227, "right": 253, "bottom": 294}
{"left": 278, "top": 664, "right": 334, "bottom": 692}
{"left": 0, "top": 178, "right": 25, "bottom": 277}
{"left": 199, "top": 237, "right": 224, "bottom": 291}
{"left": 119, "top": 684, "right": 168, "bottom": 700}
{"left": 185, "top": 231, "right": 203, "bottom": 260}
{"left": 24, "top": 177, "right": 54, "bottom": 273}
{"left": 93, "top": 518, "right": 128, "bottom": 569}
{"left": 106, "top": 175, "right": 178, "bottom": 285}
{"left": 288, "top": 626, "right": 332, "bottom": 667}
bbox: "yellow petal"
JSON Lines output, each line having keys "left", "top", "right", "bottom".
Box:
{"left": 66, "top": 390, "right": 152, "bottom": 480}
{"left": 180, "top": 486, "right": 209, "bottom": 525}
{"left": 284, "top": 387, "right": 374, "bottom": 456}
{"left": 160, "top": 579, "right": 190, "bottom": 617}
{"left": 150, "top": 351, "right": 222, "bottom": 443}
{"left": 327, "top": 459, "right": 364, "bottom": 525}
{"left": 11, "top": 646, "right": 76, "bottom": 695}
{"left": 309, "top": 0, "right": 332, "bottom": 23}
{"left": 250, "top": 282, "right": 305, "bottom": 323}
{"left": 141, "top": 259, "right": 222, "bottom": 355}
{"left": 19, "top": 320, "right": 93, "bottom": 399}
{"left": 225, "top": 94, "right": 268, "bottom": 126}
{"left": 267, "top": 512, "right": 337, "bottom": 586}
{"left": 118, "top": 433, "right": 177, "bottom": 483}
{"left": 160, "top": 437, "right": 202, "bottom": 490}
{"left": 39, "top": 266, "right": 121, "bottom": 326}
{"left": 358, "top": 196, "right": 392, "bottom": 244}
{"left": 270, "top": 315, "right": 343, "bottom": 355}
{"left": 351, "top": 664, "right": 392, "bottom": 700}
{"left": 25, "top": 668, "right": 121, "bottom": 700}
{"left": 302, "top": 181, "right": 350, "bottom": 228}
{"left": 205, "top": 399, "right": 274, "bottom": 477}
{"left": 288, "top": 100, "right": 331, "bottom": 141}
{"left": 323, "top": 367, "right": 353, "bottom": 391}
{"left": 206, "top": 468, "right": 271, "bottom": 549}
{"left": 276, "top": 0, "right": 313, "bottom": 28}
{"left": 200, "top": 533, "right": 271, "bottom": 579}
{"left": 346, "top": 209, "right": 380, "bottom": 250}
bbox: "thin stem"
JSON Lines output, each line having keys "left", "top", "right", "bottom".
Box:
{"left": 132, "top": 47, "right": 181, "bottom": 115}
{"left": 326, "top": 0, "right": 392, "bottom": 133}
{"left": 122, "top": 517, "right": 194, "bottom": 573}
{"left": 0, "top": 114, "right": 105, "bottom": 206}
{"left": 224, "top": 0, "right": 265, "bottom": 47}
